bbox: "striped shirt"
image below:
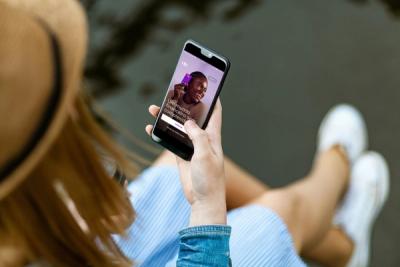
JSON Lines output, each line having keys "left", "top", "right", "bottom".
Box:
{"left": 115, "top": 166, "right": 306, "bottom": 267}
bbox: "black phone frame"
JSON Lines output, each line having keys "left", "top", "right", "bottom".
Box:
{"left": 152, "top": 40, "right": 230, "bottom": 160}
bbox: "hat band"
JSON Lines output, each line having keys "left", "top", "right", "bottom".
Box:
{"left": 0, "top": 25, "right": 62, "bottom": 182}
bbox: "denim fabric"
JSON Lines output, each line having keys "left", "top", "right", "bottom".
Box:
{"left": 177, "top": 225, "right": 232, "bottom": 267}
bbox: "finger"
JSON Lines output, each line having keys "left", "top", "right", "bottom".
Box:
{"left": 148, "top": 105, "right": 160, "bottom": 118}
{"left": 175, "top": 156, "right": 193, "bottom": 202}
{"left": 176, "top": 156, "right": 189, "bottom": 177}
{"left": 205, "top": 99, "right": 222, "bottom": 150}
{"left": 206, "top": 98, "right": 222, "bottom": 134}
{"left": 184, "top": 120, "right": 211, "bottom": 157}
{"left": 145, "top": 124, "right": 153, "bottom": 136}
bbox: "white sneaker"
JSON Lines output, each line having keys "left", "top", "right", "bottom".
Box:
{"left": 334, "top": 152, "right": 390, "bottom": 267}
{"left": 317, "top": 104, "right": 368, "bottom": 164}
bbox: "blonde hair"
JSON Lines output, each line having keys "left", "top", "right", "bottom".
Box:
{"left": 0, "top": 93, "right": 142, "bottom": 267}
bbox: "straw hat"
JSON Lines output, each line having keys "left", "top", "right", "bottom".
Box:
{"left": 0, "top": 0, "right": 88, "bottom": 199}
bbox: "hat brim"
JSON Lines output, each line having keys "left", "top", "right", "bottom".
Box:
{"left": 0, "top": 0, "right": 86, "bottom": 199}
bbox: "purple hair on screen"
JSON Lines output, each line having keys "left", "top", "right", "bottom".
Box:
{"left": 181, "top": 73, "right": 192, "bottom": 86}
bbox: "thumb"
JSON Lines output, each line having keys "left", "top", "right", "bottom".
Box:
{"left": 184, "top": 120, "right": 211, "bottom": 157}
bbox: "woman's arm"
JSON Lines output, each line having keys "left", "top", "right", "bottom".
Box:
{"left": 175, "top": 101, "right": 231, "bottom": 266}
{"left": 149, "top": 107, "right": 269, "bottom": 211}
{"left": 146, "top": 99, "right": 231, "bottom": 266}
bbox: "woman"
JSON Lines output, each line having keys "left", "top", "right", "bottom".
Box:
{"left": 0, "top": 1, "right": 389, "bottom": 267}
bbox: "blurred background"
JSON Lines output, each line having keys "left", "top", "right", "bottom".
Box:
{"left": 81, "top": 0, "right": 400, "bottom": 266}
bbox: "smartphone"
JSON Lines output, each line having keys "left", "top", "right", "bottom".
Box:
{"left": 151, "top": 40, "right": 230, "bottom": 160}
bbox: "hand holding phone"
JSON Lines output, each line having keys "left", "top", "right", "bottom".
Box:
{"left": 145, "top": 100, "right": 227, "bottom": 226}
{"left": 151, "top": 40, "right": 230, "bottom": 160}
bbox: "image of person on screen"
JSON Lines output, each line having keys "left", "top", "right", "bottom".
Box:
{"left": 167, "top": 71, "right": 208, "bottom": 124}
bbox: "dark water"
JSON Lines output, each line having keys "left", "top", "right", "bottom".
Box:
{"left": 84, "top": 0, "right": 400, "bottom": 266}
{"left": 83, "top": 0, "right": 261, "bottom": 97}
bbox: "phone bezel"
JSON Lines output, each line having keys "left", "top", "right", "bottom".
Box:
{"left": 152, "top": 39, "right": 230, "bottom": 160}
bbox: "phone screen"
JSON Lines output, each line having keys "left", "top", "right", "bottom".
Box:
{"left": 152, "top": 41, "right": 229, "bottom": 159}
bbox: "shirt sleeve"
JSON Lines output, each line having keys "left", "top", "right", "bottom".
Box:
{"left": 176, "top": 225, "right": 232, "bottom": 267}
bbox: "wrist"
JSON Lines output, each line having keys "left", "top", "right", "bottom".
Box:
{"left": 189, "top": 197, "right": 227, "bottom": 226}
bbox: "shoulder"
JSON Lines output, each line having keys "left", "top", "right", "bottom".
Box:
{"left": 192, "top": 102, "right": 206, "bottom": 112}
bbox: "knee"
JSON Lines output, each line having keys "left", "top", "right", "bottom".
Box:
{"left": 152, "top": 150, "right": 177, "bottom": 167}
{"left": 253, "top": 189, "right": 303, "bottom": 222}
{"left": 252, "top": 189, "right": 304, "bottom": 251}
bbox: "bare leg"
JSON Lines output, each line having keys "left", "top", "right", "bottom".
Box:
{"left": 252, "top": 147, "right": 352, "bottom": 253}
{"left": 152, "top": 149, "right": 353, "bottom": 266}
{"left": 302, "top": 228, "right": 354, "bottom": 267}
{"left": 152, "top": 150, "right": 176, "bottom": 166}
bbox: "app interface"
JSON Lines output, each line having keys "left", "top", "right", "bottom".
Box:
{"left": 157, "top": 50, "right": 224, "bottom": 146}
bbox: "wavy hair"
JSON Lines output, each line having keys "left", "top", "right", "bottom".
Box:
{"left": 0, "top": 93, "right": 141, "bottom": 267}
